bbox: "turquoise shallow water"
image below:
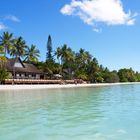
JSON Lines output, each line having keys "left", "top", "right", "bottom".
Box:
{"left": 0, "top": 85, "right": 140, "bottom": 140}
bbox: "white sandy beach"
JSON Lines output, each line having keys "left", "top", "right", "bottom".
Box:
{"left": 0, "top": 82, "right": 140, "bottom": 91}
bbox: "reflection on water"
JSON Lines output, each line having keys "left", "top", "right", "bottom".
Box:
{"left": 0, "top": 85, "right": 140, "bottom": 140}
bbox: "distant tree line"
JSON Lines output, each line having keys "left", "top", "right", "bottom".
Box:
{"left": 37, "top": 34, "right": 140, "bottom": 83}
{"left": 0, "top": 31, "right": 140, "bottom": 83}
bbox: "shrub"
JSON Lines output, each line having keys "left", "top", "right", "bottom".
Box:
{"left": 0, "top": 69, "right": 9, "bottom": 84}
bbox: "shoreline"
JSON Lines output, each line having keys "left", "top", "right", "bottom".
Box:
{"left": 0, "top": 82, "right": 140, "bottom": 91}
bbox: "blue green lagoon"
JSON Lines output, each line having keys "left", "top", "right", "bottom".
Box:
{"left": 0, "top": 84, "right": 140, "bottom": 140}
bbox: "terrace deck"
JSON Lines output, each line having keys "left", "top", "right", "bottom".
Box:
{"left": 4, "top": 79, "right": 76, "bottom": 85}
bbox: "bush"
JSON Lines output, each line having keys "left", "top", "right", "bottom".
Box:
{"left": 105, "top": 72, "right": 120, "bottom": 83}
{"left": 0, "top": 69, "right": 9, "bottom": 84}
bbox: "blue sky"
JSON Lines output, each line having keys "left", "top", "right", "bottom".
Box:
{"left": 0, "top": 0, "right": 140, "bottom": 71}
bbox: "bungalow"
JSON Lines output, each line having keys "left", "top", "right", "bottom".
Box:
{"left": 5, "top": 57, "right": 44, "bottom": 79}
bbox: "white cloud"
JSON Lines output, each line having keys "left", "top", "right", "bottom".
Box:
{"left": 5, "top": 15, "right": 20, "bottom": 22}
{"left": 61, "top": 0, "right": 137, "bottom": 31}
{"left": 0, "top": 23, "right": 7, "bottom": 30}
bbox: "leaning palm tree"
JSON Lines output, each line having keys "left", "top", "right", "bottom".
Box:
{"left": 0, "top": 32, "right": 13, "bottom": 56}
{"left": 24, "top": 44, "right": 40, "bottom": 63}
{"left": 10, "top": 36, "right": 27, "bottom": 58}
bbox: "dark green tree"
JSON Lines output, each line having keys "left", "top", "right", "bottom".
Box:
{"left": 75, "top": 48, "right": 92, "bottom": 81}
{"left": 46, "top": 35, "right": 53, "bottom": 61}
{"left": 105, "top": 71, "right": 120, "bottom": 83}
{"left": 0, "top": 69, "right": 9, "bottom": 84}
{"left": 88, "top": 58, "right": 104, "bottom": 83}
{"left": 118, "top": 68, "right": 137, "bottom": 82}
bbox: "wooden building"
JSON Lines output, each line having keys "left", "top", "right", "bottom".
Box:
{"left": 5, "top": 57, "right": 44, "bottom": 79}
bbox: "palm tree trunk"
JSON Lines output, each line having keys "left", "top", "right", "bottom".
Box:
{"left": 4, "top": 46, "right": 7, "bottom": 69}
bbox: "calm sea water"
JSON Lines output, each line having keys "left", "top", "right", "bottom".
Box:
{"left": 0, "top": 84, "right": 140, "bottom": 140}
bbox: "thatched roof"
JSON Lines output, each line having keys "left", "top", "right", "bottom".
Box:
{"left": 5, "top": 57, "right": 43, "bottom": 74}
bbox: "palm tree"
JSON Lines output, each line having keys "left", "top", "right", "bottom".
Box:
{"left": 75, "top": 48, "right": 92, "bottom": 70}
{"left": 55, "top": 44, "right": 75, "bottom": 79}
{"left": 10, "top": 37, "right": 27, "bottom": 58}
{"left": 56, "top": 44, "right": 75, "bottom": 64}
{"left": 87, "top": 58, "right": 101, "bottom": 83}
{"left": 24, "top": 44, "right": 40, "bottom": 63}
{"left": 0, "top": 32, "right": 13, "bottom": 56}
{"left": 55, "top": 47, "right": 62, "bottom": 64}
{"left": 74, "top": 48, "right": 92, "bottom": 80}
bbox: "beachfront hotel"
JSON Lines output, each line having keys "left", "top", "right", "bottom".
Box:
{"left": 5, "top": 57, "right": 44, "bottom": 79}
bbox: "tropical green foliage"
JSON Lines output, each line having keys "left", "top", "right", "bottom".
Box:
{"left": 118, "top": 68, "right": 137, "bottom": 82}
{"left": 10, "top": 37, "right": 27, "bottom": 58}
{"left": 45, "top": 35, "right": 58, "bottom": 79}
{"left": 24, "top": 45, "right": 40, "bottom": 63}
{"left": 0, "top": 56, "right": 7, "bottom": 68}
{"left": 0, "top": 45, "right": 4, "bottom": 55}
{"left": 46, "top": 35, "right": 53, "bottom": 61}
{"left": 104, "top": 71, "right": 120, "bottom": 83}
{"left": 0, "top": 69, "right": 9, "bottom": 84}
{"left": 0, "top": 32, "right": 40, "bottom": 64}
{"left": 0, "top": 32, "right": 13, "bottom": 56}
{"left": 0, "top": 32, "right": 140, "bottom": 83}
{"left": 55, "top": 44, "right": 75, "bottom": 79}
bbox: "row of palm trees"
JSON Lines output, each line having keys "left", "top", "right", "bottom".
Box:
{"left": 46, "top": 43, "right": 101, "bottom": 81}
{"left": 0, "top": 32, "right": 40, "bottom": 63}
{"left": 55, "top": 44, "right": 92, "bottom": 67}
{"left": 54, "top": 44, "right": 140, "bottom": 82}
{"left": 1, "top": 32, "right": 140, "bottom": 83}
